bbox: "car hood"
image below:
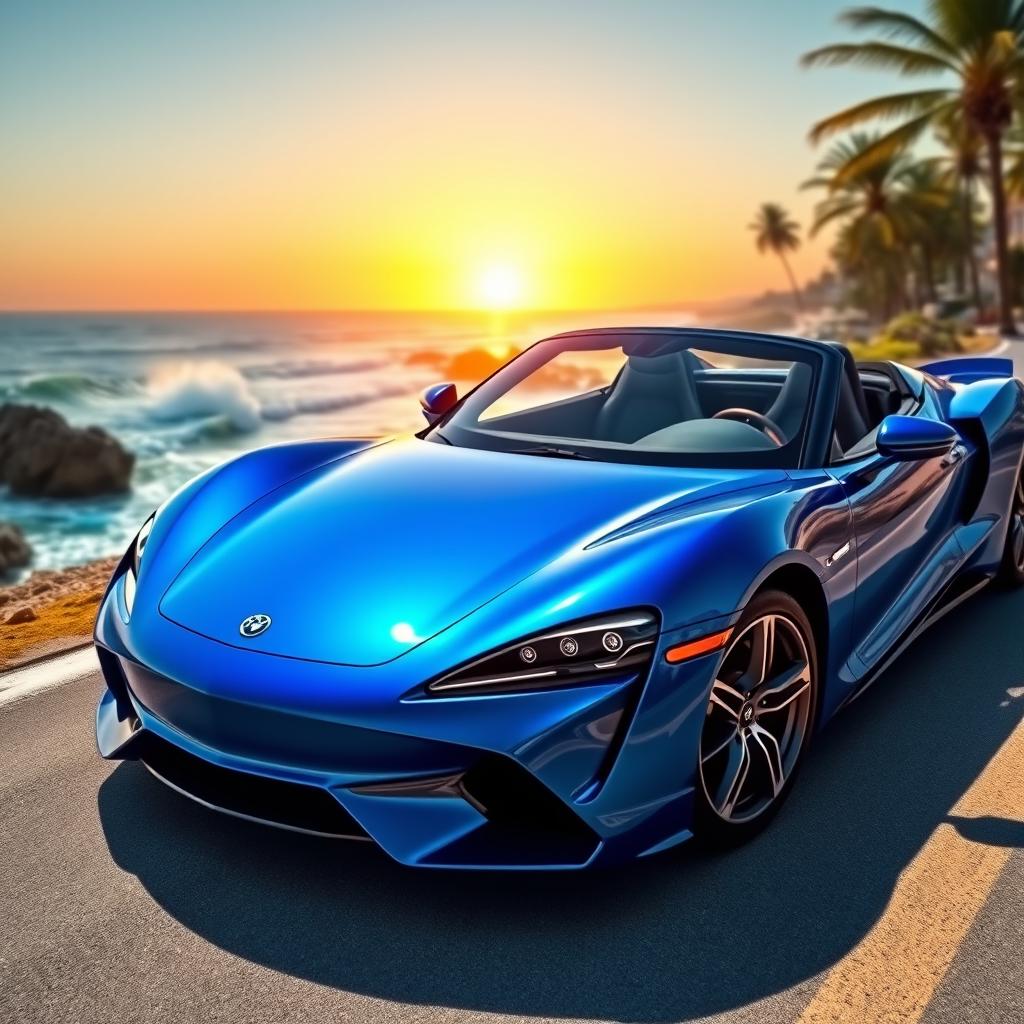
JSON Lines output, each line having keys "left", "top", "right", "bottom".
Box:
{"left": 159, "top": 438, "right": 783, "bottom": 665}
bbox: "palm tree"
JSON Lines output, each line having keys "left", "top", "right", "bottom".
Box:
{"left": 831, "top": 219, "right": 908, "bottom": 320}
{"left": 802, "top": 0, "right": 1024, "bottom": 335}
{"left": 900, "top": 159, "right": 963, "bottom": 304}
{"left": 749, "top": 203, "right": 803, "bottom": 311}
{"left": 802, "top": 133, "right": 946, "bottom": 312}
{"left": 927, "top": 116, "right": 986, "bottom": 310}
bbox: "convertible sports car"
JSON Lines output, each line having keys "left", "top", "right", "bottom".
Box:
{"left": 95, "top": 327, "right": 1024, "bottom": 869}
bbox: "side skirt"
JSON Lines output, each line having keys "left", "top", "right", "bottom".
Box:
{"left": 839, "top": 570, "right": 994, "bottom": 710}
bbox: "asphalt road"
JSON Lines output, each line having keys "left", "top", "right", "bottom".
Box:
{"left": 2, "top": 340, "right": 1024, "bottom": 1024}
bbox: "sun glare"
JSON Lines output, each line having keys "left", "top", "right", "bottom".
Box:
{"left": 477, "top": 264, "right": 524, "bottom": 310}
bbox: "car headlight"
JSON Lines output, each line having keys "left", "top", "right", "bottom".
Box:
{"left": 427, "top": 610, "right": 659, "bottom": 695}
{"left": 122, "top": 512, "right": 155, "bottom": 617}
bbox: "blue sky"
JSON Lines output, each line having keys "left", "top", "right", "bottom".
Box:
{"left": 0, "top": 1, "right": 939, "bottom": 308}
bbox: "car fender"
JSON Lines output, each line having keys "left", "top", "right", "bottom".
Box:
{"left": 133, "top": 437, "right": 384, "bottom": 610}
{"left": 435, "top": 472, "right": 850, "bottom": 672}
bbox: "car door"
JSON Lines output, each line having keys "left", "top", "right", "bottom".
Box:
{"left": 829, "top": 424, "right": 970, "bottom": 678}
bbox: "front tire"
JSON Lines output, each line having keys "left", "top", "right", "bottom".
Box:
{"left": 694, "top": 590, "right": 819, "bottom": 847}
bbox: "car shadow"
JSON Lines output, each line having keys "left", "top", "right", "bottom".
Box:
{"left": 98, "top": 586, "right": 1024, "bottom": 1022}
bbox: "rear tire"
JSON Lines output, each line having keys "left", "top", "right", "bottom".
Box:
{"left": 693, "top": 590, "right": 819, "bottom": 848}
{"left": 997, "top": 465, "right": 1024, "bottom": 588}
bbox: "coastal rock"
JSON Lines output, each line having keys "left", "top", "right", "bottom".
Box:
{"left": 0, "top": 403, "right": 134, "bottom": 497}
{"left": 5, "top": 605, "right": 37, "bottom": 625}
{"left": 0, "top": 521, "right": 32, "bottom": 574}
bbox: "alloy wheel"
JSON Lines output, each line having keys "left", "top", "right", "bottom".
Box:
{"left": 699, "top": 613, "right": 813, "bottom": 824}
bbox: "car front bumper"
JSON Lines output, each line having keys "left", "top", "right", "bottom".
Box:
{"left": 95, "top": 576, "right": 735, "bottom": 869}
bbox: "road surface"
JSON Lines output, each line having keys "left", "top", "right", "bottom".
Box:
{"left": 2, "top": 339, "right": 1023, "bottom": 1024}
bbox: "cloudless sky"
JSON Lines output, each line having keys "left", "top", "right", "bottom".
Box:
{"left": 0, "top": 0, "right": 934, "bottom": 310}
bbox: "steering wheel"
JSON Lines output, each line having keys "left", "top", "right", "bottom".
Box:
{"left": 711, "top": 408, "right": 786, "bottom": 447}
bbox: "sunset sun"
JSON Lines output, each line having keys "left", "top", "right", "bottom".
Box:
{"left": 476, "top": 263, "right": 525, "bottom": 311}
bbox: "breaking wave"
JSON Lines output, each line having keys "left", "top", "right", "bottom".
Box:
{"left": 141, "top": 359, "right": 411, "bottom": 437}
{"left": 146, "top": 361, "right": 263, "bottom": 432}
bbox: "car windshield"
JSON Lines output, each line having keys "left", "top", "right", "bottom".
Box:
{"left": 431, "top": 330, "right": 819, "bottom": 468}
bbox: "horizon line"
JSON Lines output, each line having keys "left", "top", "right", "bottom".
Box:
{"left": 0, "top": 298, "right": 758, "bottom": 317}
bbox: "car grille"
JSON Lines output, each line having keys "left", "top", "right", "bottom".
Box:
{"left": 134, "top": 733, "right": 368, "bottom": 840}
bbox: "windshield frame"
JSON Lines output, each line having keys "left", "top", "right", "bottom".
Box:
{"left": 425, "top": 328, "right": 833, "bottom": 470}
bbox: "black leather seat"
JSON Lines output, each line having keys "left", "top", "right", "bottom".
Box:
{"left": 595, "top": 352, "right": 703, "bottom": 444}
{"left": 766, "top": 362, "right": 813, "bottom": 443}
{"left": 823, "top": 341, "right": 872, "bottom": 451}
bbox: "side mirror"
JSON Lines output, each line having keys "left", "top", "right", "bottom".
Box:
{"left": 419, "top": 382, "right": 458, "bottom": 424}
{"left": 876, "top": 414, "right": 958, "bottom": 460}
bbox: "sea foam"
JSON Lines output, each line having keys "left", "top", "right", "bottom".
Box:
{"left": 147, "top": 360, "right": 262, "bottom": 432}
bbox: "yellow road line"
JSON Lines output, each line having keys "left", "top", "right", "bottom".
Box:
{"left": 798, "top": 716, "right": 1024, "bottom": 1024}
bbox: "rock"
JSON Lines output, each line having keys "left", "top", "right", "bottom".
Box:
{"left": 5, "top": 605, "right": 37, "bottom": 625}
{"left": 445, "top": 346, "right": 521, "bottom": 381}
{"left": 0, "top": 403, "right": 134, "bottom": 497}
{"left": 0, "top": 521, "right": 32, "bottom": 574}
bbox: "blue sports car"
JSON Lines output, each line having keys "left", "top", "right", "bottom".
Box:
{"left": 95, "top": 327, "right": 1024, "bottom": 869}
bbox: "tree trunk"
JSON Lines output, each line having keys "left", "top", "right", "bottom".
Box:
{"left": 985, "top": 131, "right": 1017, "bottom": 335}
{"left": 894, "top": 259, "right": 911, "bottom": 313}
{"left": 777, "top": 251, "right": 803, "bottom": 313}
{"left": 963, "top": 178, "right": 983, "bottom": 312}
{"left": 881, "top": 267, "right": 895, "bottom": 320}
{"left": 920, "top": 244, "right": 937, "bottom": 305}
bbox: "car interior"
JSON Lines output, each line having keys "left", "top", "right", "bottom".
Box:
{"left": 473, "top": 341, "right": 918, "bottom": 463}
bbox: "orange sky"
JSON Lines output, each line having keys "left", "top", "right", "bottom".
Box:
{"left": 0, "top": 2, "right": 890, "bottom": 311}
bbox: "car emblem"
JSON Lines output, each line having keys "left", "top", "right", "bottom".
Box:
{"left": 239, "top": 613, "right": 272, "bottom": 638}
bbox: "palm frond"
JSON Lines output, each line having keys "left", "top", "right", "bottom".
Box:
{"left": 809, "top": 198, "right": 861, "bottom": 236}
{"left": 933, "top": 0, "right": 1019, "bottom": 48}
{"left": 808, "top": 89, "right": 953, "bottom": 142}
{"left": 992, "top": 27, "right": 1019, "bottom": 63}
{"left": 829, "top": 110, "right": 954, "bottom": 183}
{"left": 749, "top": 203, "right": 801, "bottom": 254}
{"left": 839, "top": 6, "right": 960, "bottom": 59}
{"left": 801, "top": 41, "right": 956, "bottom": 74}
{"left": 799, "top": 175, "right": 836, "bottom": 191}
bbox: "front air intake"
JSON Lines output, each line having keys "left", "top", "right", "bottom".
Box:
{"left": 134, "top": 733, "right": 368, "bottom": 840}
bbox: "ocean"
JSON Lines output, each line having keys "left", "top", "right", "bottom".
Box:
{"left": 0, "top": 309, "right": 696, "bottom": 573}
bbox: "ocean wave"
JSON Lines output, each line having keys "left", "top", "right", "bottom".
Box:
{"left": 242, "top": 357, "right": 390, "bottom": 380}
{"left": 0, "top": 372, "right": 141, "bottom": 403}
{"left": 147, "top": 361, "right": 262, "bottom": 432}
{"left": 143, "top": 359, "right": 412, "bottom": 437}
{"left": 260, "top": 383, "right": 411, "bottom": 422}
{"left": 37, "top": 338, "right": 268, "bottom": 362}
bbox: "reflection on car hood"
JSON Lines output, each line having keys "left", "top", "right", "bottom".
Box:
{"left": 159, "top": 438, "right": 783, "bottom": 665}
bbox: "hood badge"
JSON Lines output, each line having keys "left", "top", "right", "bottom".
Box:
{"left": 239, "top": 613, "right": 272, "bottom": 638}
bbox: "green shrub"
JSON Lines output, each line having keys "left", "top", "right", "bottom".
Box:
{"left": 847, "top": 338, "right": 922, "bottom": 362}
{"left": 879, "top": 312, "right": 962, "bottom": 356}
